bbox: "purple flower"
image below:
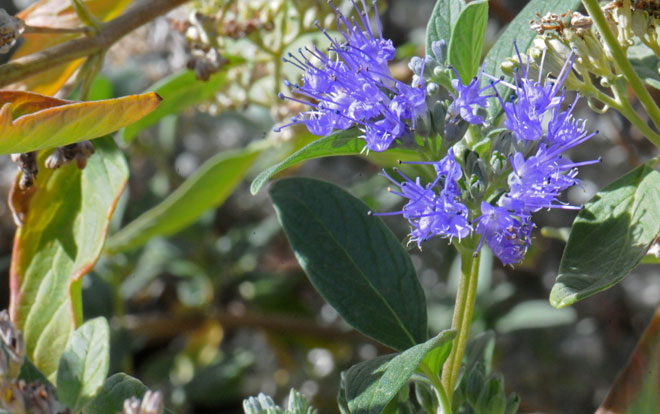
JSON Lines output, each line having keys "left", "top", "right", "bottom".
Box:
{"left": 276, "top": 0, "right": 426, "bottom": 152}
{"left": 475, "top": 202, "right": 534, "bottom": 266}
{"left": 493, "top": 47, "right": 575, "bottom": 141}
{"left": 475, "top": 46, "right": 599, "bottom": 265}
{"left": 450, "top": 64, "right": 493, "bottom": 125}
{"left": 377, "top": 150, "right": 472, "bottom": 245}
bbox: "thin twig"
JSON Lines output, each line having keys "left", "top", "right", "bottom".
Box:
{"left": 118, "top": 309, "right": 390, "bottom": 350}
{"left": 0, "top": 0, "right": 190, "bottom": 88}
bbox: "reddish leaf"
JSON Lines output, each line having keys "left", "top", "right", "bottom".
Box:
{"left": 596, "top": 307, "right": 660, "bottom": 414}
{"left": 10, "top": 0, "right": 134, "bottom": 95}
{"left": 9, "top": 137, "right": 128, "bottom": 379}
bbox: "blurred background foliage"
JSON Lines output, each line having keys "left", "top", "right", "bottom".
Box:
{"left": 0, "top": 0, "right": 659, "bottom": 413}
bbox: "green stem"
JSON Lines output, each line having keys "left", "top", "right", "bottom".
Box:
{"left": 582, "top": 0, "right": 660, "bottom": 147}
{"left": 420, "top": 363, "right": 451, "bottom": 414}
{"left": 583, "top": 83, "right": 660, "bottom": 147}
{"left": 441, "top": 248, "right": 481, "bottom": 403}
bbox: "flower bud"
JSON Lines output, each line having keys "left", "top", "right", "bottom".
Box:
{"left": 431, "top": 39, "right": 447, "bottom": 64}
{"left": 444, "top": 115, "right": 469, "bottom": 144}
{"left": 631, "top": 9, "right": 651, "bottom": 38}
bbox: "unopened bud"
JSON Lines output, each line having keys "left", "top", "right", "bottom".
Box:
{"left": 430, "top": 39, "right": 447, "bottom": 64}
{"left": 0, "top": 9, "right": 24, "bottom": 54}
{"left": 444, "top": 115, "right": 469, "bottom": 144}
{"left": 631, "top": 9, "right": 651, "bottom": 38}
{"left": 430, "top": 100, "right": 446, "bottom": 136}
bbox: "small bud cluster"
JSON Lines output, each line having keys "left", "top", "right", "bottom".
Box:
{"left": 12, "top": 141, "right": 96, "bottom": 189}
{"left": 0, "top": 310, "right": 63, "bottom": 414}
{"left": 123, "top": 390, "right": 164, "bottom": 414}
{"left": 277, "top": 1, "right": 600, "bottom": 265}
{"left": 0, "top": 8, "right": 24, "bottom": 54}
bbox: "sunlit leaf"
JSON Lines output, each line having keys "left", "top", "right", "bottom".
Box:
{"left": 106, "top": 144, "right": 263, "bottom": 253}
{"left": 425, "top": 0, "right": 466, "bottom": 55}
{"left": 10, "top": 0, "right": 134, "bottom": 95}
{"left": 0, "top": 90, "right": 161, "bottom": 155}
{"left": 447, "top": 0, "right": 488, "bottom": 81}
{"left": 9, "top": 137, "right": 128, "bottom": 380}
{"left": 596, "top": 307, "right": 660, "bottom": 414}
{"left": 550, "top": 164, "right": 660, "bottom": 308}
{"left": 57, "top": 317, "right": 110, "bottom": 412}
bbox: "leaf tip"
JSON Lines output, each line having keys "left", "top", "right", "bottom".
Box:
{"left": 549, "top": 283, "right": 575, "bottom": 309}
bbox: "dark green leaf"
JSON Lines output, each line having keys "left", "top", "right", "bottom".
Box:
{"left": 483, "top": 0, "right": 581, "bottom": 116}
{"left": 551, "top": 163, "right": 660, "bottom": 308}
{"left": 18, "top": 358, "right": 51, "bottom": 386}
{"left": 10, "top": 137, "right": 128, "bottom": 380}
{"left": 345, "top": 331, "right": 455, "bottom": 414}
{"left": 448, "top": 0, "right": 488, "bottom": 81}
{"left": 425, "top": 0, "right": 466, "bottom": 55}
{"left": 84, "top": 373, "right": 148, "bottom": 414}
{"left": 57, "top": 317, "right": 110, "bottom": 412}
{"left": 269, "top": 178, "right": 427, "bottom": 350}
{"left": 119, "top": 69, "right": 230, "bottom": 143}
{"left": 106, "top": 145, "right": 262, "bottom": 253}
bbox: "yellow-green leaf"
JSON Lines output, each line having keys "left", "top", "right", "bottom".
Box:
{"left": 9, "top": 137, "right": 128, "bottom": 380}
{"left": 106, "top": 144, "right": 263, "bottom": 253}
{"left": 0, "top": 90, "right": 161, "bottom": 155}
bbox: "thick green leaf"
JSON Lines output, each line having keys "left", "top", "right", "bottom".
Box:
{"left": 448, "top": 0, "right": 488, "bottom": 81}
{"left": 106, "top": 145, "right": 262, "bottom": 253}
{"left": 0, "top": 90, "right": 161, "bottom": 155}
{"left": 9, "top": 137, "right": 128, "bottom": 380}
{"left": 551, "top": 164, "right": 660, "bottom": 308}
{"left": 425, "top": 0, "right": 466, "bottom": 56}
{"left": 119, "top": 69, "right": 229, "bottom": 143}
{"left": 596, "top": 307, "right": 660, "bottom": 414}
{"left": 57, "top": 317, "right": 110, "bottom": 412}
{"left": 84, "top": 373, "right": 148, "bottom": 414}
{"left": 345, "top": 330, "right": 455, "bottom": 414}
{"left": 250, "top": 129, "right": 417, "bottom": 195}
{"left": 269, "top": 178, "right": 427, "bottom": 350}
{"left": 483, "top": 0, "right": 581, "bottom": 116}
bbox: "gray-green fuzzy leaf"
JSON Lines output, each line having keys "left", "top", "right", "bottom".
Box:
{"left": 551, "top": 163, "right": 660, "bottom": 308}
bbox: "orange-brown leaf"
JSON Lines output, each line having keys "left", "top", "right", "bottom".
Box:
{"left": 10, "top": 0, "right": 133, "bottom": 95}
{"left": 596, "top": 307, "right": 660, "bottom": 414}
{"left": 0, "top": 90, "right": 161, "bottom": 155}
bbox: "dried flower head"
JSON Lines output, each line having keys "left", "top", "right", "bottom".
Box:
{"left": 0, "top": 9, "right": 24, "bottom": 54}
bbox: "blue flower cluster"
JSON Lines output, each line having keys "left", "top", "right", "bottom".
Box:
{"left": 276, "top": 0, "right": 426, "bottom": 152}
{"left": 277, "top": 2, "right": 598, "bottom": 265}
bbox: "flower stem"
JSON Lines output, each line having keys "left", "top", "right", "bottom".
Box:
{"left": 441, "top": 247, "right": 481, "bottom": 403}
{"left": 582, "top": 0, "right": 660, "bottom": 146}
